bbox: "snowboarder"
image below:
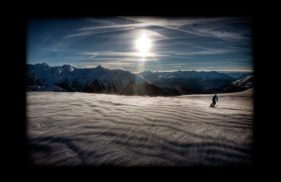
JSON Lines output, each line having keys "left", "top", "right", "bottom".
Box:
{"left": 210, "top": 94, "right": 218, "bottom": 107}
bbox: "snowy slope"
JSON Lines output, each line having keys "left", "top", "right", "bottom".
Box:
{"left": 232, "top": 75, "right": 253, "bottom": 88}
{"left": 27, "top": 89, "right": 253, "bottom": 166}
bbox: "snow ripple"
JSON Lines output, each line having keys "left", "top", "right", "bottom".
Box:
{"left": 27, "top": 89, "right": 253, "bottom": 166}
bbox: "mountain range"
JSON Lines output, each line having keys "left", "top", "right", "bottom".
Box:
{"left": 26, "top": 63, "right": 253, "bottom": 96}
{"left": 201, "top": 74, "right": 253, "bottom": 94}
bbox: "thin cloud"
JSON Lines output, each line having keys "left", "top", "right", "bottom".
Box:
{"left": 79, "top": 45, "right": 240, "bottom": 64}
{"left": 28, "top": 17, "right": 252, "bottom": 72}
{"left": 65, "top": 17, "right": 247, "bottom": 41}
{"left": 64, "top": 26, "right": 136, "bottom": 38}
{"left": 78, "top": 23, "right": 149, "bottom": 31}
{"left": 120, "top": 16, "right": 248, "bottom": 41}
{"left": 119, "top": 16, "right": 227, "bottom": 27}
{"left": 65, "top": 24, "right": 168, "bottom": 41}
{"left": 160, "top": 25, "right": 247, "bottom": 41}
{"left": 158, "top": 47, "right": 240, "bottom": 57}
{"left": 80, "top": 51, "right": 164, "bottom": 58}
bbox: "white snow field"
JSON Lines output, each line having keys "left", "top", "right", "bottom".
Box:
{"left": 26, "top": 89, "right": 254, "bottom": 166}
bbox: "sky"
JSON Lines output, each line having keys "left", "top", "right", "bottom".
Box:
{"left": 27, "top": 16, "right": 253, "bottom": 73}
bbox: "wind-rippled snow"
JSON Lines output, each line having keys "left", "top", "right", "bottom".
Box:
{"left": 26, "top": 89, "right": 254, "bottom": 166}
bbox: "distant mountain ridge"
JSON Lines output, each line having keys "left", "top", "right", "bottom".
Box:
{"left": 199, "top": 74, "right": 253, "bottom": 94}
{"left": 26, "top": 63, "right": 253, "bottom": 96}
{"left": 26, "top": 63, "right": 166, "bottom": 96}
{"left": 219, "top": 71, "right": 252, "bottom": 79}
{"left": 137, "top": 70, "right": 236, "bottom": 95}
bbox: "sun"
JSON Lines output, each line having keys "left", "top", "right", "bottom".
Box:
{"left": 135, "top": 32, "right": 151, "bottom": 57}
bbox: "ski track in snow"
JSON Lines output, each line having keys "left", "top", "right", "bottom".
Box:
{"left": 27, "top": 89, "right": 254, "bottom": 166}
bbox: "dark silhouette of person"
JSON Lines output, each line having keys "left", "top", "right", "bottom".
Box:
{"left": 210, "top": 94, "right": 218, "bottom": 107}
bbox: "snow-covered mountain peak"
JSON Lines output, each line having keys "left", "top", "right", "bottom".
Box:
{"left": 96, "top": 65, "right": 106, "bottom": 70}
{"left": 27, "top": 63, "right": 250, "bottom": 95}
{"left": 62, "top": 64, "right": 75, "bottom": 72}
{"left": 141, "top": 71, "right": 152, "bottom": 74}
{"left": 27, "top": 63, "right": 148, "bottom": 94}
{"left": 33, "top": 62, "right": 50, "bottom": 71}
{"left": 35, "top": 62, "right": 49, "bottom": 66}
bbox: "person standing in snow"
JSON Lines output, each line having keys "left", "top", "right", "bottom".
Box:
{"left": 210, "top": 94, "right": 218, "bottom": 107}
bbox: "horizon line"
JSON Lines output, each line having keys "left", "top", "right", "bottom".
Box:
{"left": 131, "top": 70, "right": 253, "bottom": 74}
{"left": 27, "top": 62, "right": 253, "bottom": 73}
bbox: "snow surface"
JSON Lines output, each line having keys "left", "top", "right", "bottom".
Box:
{"left": 27, "top": 89, "right": 254, "bottom": 166}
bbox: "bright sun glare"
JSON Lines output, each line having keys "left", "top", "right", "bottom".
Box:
{"left": 135, "top": 32, "right": 151, "bottom": 58}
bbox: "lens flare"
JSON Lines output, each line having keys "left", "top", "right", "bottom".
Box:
{"left": 135, "top": 32, "right": 151, "bottom": 58}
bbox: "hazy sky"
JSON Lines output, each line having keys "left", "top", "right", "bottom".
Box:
{"left": 27, "top": 16, "right": 253, "bottom": 72}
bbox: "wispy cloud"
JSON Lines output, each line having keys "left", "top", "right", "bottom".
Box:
{"left": 65, "top": 24, "right": 168, "bottom": 41}
{"left": 157, "top": 46, "right": 242, "bottom": 57}
{"left": 64, "top": 26, "right": 137, "bottom": 38}
{"left": 120, "top": 17, "right": 248, "bottom": 41}
{"left": 80, "top": 51, "right": 165, "bottom": 59}
{"left": 64, "top": 16, "right": 248, "bottom": 44}
{"left": 78, "top": 44, "right": 242, "bottom": 63}
{"left": 182, "top": 27, "right": 246, "bottom": 40}
{"left": 28, "top": 17, "right": 252, "bottom": 72}
{"left": 78, "top": 23, "right": 149, "bottom": 31}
